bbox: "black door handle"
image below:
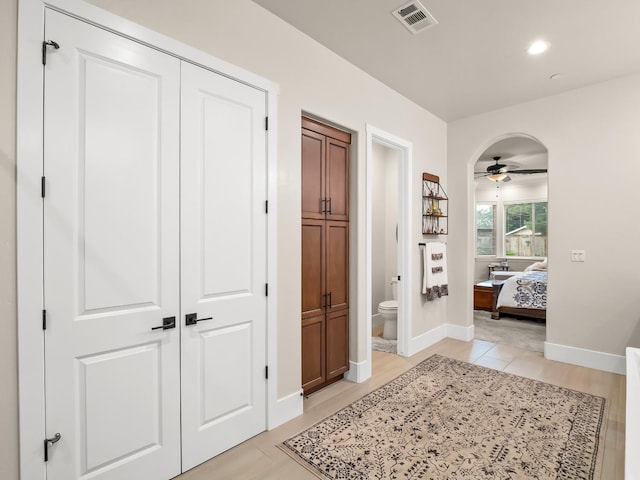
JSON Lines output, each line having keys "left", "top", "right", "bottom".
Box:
{"left": 185, "top": 313, "right": 213, "bottom": 326}
{"left": 151, "top": 316, "right": 176, "bottom": 331}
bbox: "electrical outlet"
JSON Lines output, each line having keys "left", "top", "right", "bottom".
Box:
{"left": 571, "top": 249, "right": 586, "bottom": 262}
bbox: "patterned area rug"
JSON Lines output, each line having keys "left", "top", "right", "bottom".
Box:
{"left": 280, "top": 354, "right": 605, "bottom": 479}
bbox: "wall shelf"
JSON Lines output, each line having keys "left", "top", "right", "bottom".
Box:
{"left": 422, "top": 172, "right": 448, "bottom": 235}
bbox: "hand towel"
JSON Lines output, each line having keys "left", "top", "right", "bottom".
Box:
{"left": 422, "top": 242, "right": 448, "bottom": 300}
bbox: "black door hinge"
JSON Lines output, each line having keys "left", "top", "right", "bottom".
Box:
{"left": 265, "top": 365, "right": 269, "bottom": 379}
{"left": 42, "top": 309, "right": 47, "bottom": 330}
{"left": 41, "top": 176, "right": 46, "bottom": 198}
{"left": 265, "top": 283, "right": 269, "bottom": 296}
{"left": 42, "top": 40, "right": 60, "bottom": 66}
{"left": 265, "top": 200, "right": 268, "bottom": 214}
{"left": 265, "top": 117, "right": 269, "bottom": 131}
{"left": 397, "top": 275, "right": 401, "bottom": 281}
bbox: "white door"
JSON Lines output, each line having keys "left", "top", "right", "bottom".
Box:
{"left": 180, "top": 61, "right": 268, "bottom": 470}
{"left": 43, "top": 10, "right": 181, "bottom": 479}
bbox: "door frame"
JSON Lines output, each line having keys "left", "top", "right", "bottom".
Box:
{"left": 16, "top": 1, "right": 279, "bottom": 478}
{"left": 364, "top": 125, "right": 413, "bottom": 371}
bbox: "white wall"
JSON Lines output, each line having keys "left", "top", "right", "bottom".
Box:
{"left": 371, "top": 142, "right": 398, "bottom": 320}
{"left": 0, "top": 0, "right": 18, "bottom": 477}
{"left": 448, "top": 73, "right": 640, "bottom": 358}
{"left": 371, "top": 143, "right": 387, "bottom": 317}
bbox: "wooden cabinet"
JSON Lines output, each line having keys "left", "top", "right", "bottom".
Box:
{"left": 301, "top": 117, "right": 350, "bottom": 222}
{"left": 301, "top": 117, "right": 350, "bottom": 394}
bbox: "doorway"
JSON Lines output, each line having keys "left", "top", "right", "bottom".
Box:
{"left": 364, "top": 125, "right": 413, "bottom": 375}
{"left": 370, "top": 143, "right": 400, "bottom": 353}
{"left": 472, "top": 135, "right": 548, "bottom": 352}
{"left": 18, "top": 7, "right": 278, "bottom": 480}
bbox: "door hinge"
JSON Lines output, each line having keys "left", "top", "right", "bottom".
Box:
{"left": 397, "top": 275, "right": 401, "bottom": 281}
{"left": 42, "top": 309, "right": 47, "bottom": 330}
{"left": 265, "top": 365, "right": 269, "bottom": 379}
{"left": 265, "top": 283, "right": 269, "bottom": 296}
{"left": 42, "top": 40, "right": 60, "bottom": 66}
{"left": 265, "top": 116, "right": 269, "bottom": 131}
{"left": 41, "top": 176, "right": 46, "bottom": 198}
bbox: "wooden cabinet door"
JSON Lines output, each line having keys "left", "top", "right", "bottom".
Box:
{"left": 326, "top": 221, "right": 349, "bottom": 314}
{"left": 325, "top": 138, "right": 350, "bottom": 221}
{"left": 302, "top": 219, "right": 325, "bottom": 319}
{"left": 301, "top": 128, "right": 326, "bottom": 220}
{"left": 326, "top": 309, "right": 349, "bottom": 380}
{"left": 301, "top": 315, "right": 325, "bottom": 392}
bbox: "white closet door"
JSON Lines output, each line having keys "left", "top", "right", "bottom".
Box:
{"left": 180, "top": 61, "right": 267, "bottom": 470}
{"left": 43, "top": 10, "right": 181, "bottom": 480}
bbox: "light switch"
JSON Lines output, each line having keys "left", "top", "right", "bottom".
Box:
{"left": 571, "top": 249, "right": 586, "bottom": 262}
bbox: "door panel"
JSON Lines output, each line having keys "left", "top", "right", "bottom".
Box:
{"left": 301, "top": 315, "right": 325, "bottom": 391}
{"left": 325, "top": 138, "right": 350, "bottom": 221}
{"left": 301, "top": 128, "right": 325, "bottom": 219}
{"left": 301, "top": 219, "right": 325, "bottom": 319}
{"left": 79, "top": 344, "right": 161, "bottom": 472}
{"left": 326, "top": 309, "right": 349, "bottom": 379}
{"left": 180, "top": 61, "right": 267, "bottom": 471}
{"left": 44, "top": 10, "right": 181, "bottom": 480}
{"left": 326, "top": 221, "right": 349, "bottom": 313}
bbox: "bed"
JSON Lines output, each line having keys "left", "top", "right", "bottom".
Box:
{"left": 491, "top": 270, "right": 547, "bottom": 321}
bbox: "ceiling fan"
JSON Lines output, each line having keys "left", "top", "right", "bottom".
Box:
{"left": 474, "top": 156, "right": 547, "bottom": 182}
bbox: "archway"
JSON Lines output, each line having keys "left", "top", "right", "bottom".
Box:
{"left": 471, "top": 135, "right": 548, "bottom": 352}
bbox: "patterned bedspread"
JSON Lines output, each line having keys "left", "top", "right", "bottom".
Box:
{"left": 497, "top": 271, "right": 547, "bottom": 310}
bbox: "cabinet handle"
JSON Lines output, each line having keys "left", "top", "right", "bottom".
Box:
{"left": 320, "top": 198, "right": 326, "bottom": 213}
{"left": 327, "top": 197, "right": 332, "bottom": 214}
{"left": 328, "top": 291, "right": 332, "bottom": 307}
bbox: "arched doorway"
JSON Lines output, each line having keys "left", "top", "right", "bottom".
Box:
{"left": 472, "top": 135, "right": 548, "bottom": 352}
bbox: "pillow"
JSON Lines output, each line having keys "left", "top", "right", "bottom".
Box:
{"left": 525, "top": 261, "right": 547, "bottom": 272}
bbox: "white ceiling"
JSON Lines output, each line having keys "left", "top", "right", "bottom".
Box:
{"left": 252, "top": 0, "right": 640, "bottom": 121}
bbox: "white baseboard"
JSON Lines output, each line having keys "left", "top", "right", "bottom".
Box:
{"left": 544, "top": 342, "right": 626, "bottom": 375}
{"left": 345, "top": 359, "right": 371, "bottom": 383}
{"left": 406, "top": 324, "right": 447, "bottom": 356}
{"left": 268, "top": 389, "right": 303, "bottom": 429}
{"left": 447, "top": 323, "right": 475, "bottom": 342}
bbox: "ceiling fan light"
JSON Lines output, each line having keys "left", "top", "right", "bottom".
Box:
{"left": 488, "top": 173, "right": 508, "bottom": 182}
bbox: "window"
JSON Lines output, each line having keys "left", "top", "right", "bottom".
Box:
{"left": 504, "top": 202, "right": 547, "bottom": 257}
{"left": 476, "top": 203, "right": 496, "bottom": 255}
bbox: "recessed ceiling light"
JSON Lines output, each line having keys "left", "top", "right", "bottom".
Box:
{"left": 527, "top": 40, "right": 549, "bottom": 55}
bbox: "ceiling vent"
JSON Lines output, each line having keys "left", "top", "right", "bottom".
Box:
{"left": 392, "top": 1, "right": 438, "bottom": 34}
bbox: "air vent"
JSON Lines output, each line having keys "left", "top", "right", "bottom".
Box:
{"left": 392, "top": 1, "right": 438, "bottom": 34}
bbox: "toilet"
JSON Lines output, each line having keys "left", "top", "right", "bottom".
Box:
{"left": 378, "top": 277, "right": 398, "bottom": 339}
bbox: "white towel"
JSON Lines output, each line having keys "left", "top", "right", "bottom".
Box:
{"left": 422, "top": 242, "right": 448, "bottom": 300}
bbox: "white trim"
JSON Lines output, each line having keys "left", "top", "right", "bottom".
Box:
{"left": 447, "top": 323, "right": 475, "bottom": 342}
{"left": 544, "top": 342, "right": 626, "bottom": 375}
{"left": 268, "top": 390, "right": 303, "bottom": 430}
{"left": 365, "top": 125, "right": 413, "bottom": 383}
{"left": 265, "top": 90, "right": 280, "bottom": 430}
{"left": 626, "top": 347, "right": 640, "bottom": 480}
{"left": 344, "top": 359, "right": 372, "bottom": 383}
{"left": 406, "top": 325, "right": 448, "bottom": 357}
{"left": 17, "top": 1, "right": 279, "bottom": 477}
